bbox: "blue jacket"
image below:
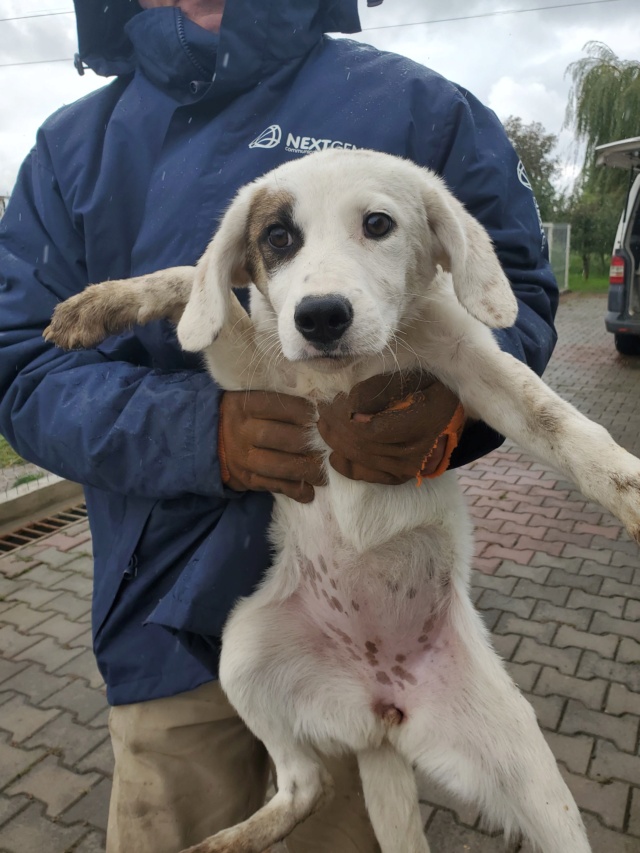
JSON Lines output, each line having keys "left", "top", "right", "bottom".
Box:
{"left": 0, "top": 0, "right": 558, "bottom": 704}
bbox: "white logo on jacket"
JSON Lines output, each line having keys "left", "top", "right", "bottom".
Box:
{"left": 248, "top": 124, "right": 357, "bottom": 155}
{"left": 517, "top": 160, "right": 532, "bottom": 191}
{"left": 249, "top": 125, "right": 282, "bottom": 149}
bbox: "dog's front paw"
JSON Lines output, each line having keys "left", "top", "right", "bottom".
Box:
{"left": 44, "top": 282, "right": 136, "bottom": 350}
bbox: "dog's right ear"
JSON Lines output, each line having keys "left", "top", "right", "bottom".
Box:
{"left": 419, "top": 172, "right": 518, "bottom": 329}
{"left": 177, "top": 185, "right": 254, "bottom": 352}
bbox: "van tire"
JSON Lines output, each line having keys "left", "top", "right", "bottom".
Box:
{"left": 615, "top": 333, "right": 640, "bottom": 356}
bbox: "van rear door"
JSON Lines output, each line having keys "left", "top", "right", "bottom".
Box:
{"left": 595, "top": 137, "right": 640, "bottom": 343}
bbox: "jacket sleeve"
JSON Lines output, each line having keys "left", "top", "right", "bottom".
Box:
{"left": 0, "top": 139, "right": 225, "bottom": 500}
{"left": 416, "top": 85, "right": 559, "bottom": 468}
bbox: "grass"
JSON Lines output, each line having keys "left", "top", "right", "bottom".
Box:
{"left": 566, "top": 253, "right": 609, "bottom": 294}
{"left": 11, "top": 472, "right": 44, "bottom": 489}
{"left": 0, "top": 435, "right": 24, "bottom": 468}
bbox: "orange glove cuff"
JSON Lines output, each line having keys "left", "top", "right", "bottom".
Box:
{"left": 417, "top": 402, "right": 466, "bottom": 485}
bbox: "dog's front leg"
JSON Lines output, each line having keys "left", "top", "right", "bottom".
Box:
{"left": 44, "top": 266, "right": 196, "bottom": 349}
{"left": 43, "top": 268, "right": 263, "bottom": 392}
{"left": 424, "top": 316, "right": 640, "bottom": 543}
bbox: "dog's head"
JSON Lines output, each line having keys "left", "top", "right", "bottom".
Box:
{"left": 177, "top": 150, "right": 517, "bottom": 365}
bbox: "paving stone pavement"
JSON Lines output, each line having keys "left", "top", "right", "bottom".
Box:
{"left": 0, "top": 293, "right": 639, "bottom": 853}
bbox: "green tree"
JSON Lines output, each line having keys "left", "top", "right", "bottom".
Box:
{"left": 565, "top": 41, "right": 640, "bottom": 190}
{"left": 503, "top": 116, "right": 560, "bottom": 221}
{"left": 566, "top": 190, "right": 620, "bottom": 279}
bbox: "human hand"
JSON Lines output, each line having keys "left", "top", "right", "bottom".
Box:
{"left": 219, "top": 391, "right": 324, "bottom": 503}
{"left": 316, "top": 372, "right": 465, "bottom": 485}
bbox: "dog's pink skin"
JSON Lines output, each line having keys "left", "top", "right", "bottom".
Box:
{"left": 291, "top": 552, "right": 461, "bottom": 722}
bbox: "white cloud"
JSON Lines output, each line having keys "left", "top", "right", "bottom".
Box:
{"left": 488, "top": 77, "right": 566, "bottom": 130}
{"left": 1, "top": 0, "right": 639, "bottom": 196}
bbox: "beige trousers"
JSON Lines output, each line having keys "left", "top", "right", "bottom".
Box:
{"left": 107, "top": 680, "right": 380, "bottom": 853}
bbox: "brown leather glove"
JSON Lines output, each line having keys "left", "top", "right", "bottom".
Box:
{"left": 218, "top": 391, "right": 325, "bottom": 503}
{"left": 316, "top": 372, "right": 465, "bottom": 485}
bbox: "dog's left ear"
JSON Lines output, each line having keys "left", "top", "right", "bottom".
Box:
{"left": 177, "top": 185, "right": 254, "bottom": 352}
{"left": 420, "top": 173, "right": 518, "bottom": 329}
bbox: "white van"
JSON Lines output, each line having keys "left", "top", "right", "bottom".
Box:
{"left": 596, "top": 136, "right": 640, "bottom": 356}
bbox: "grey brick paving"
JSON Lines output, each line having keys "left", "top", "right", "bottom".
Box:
{"left": 0, "top": 293, "right": 638, "bottom": 851}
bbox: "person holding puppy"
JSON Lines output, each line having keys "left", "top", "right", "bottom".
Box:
{"left": 0, "top": 1, "right": 558, "bottom": 850}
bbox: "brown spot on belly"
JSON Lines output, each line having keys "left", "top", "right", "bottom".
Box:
{"left": 375, "top": 671, "right": 392, "bottom": 685}
{"left": 422, "top": 616, "right": 436, "bottom": 634}
{"left": 366, "top": 652, "right": 380, "bottom": 667}
{"left": 330, "top": 596, "right": 343, "bottom": 613}
{"left": 327, "top": 624, "right": 353, "bottom": 645}
{"left": 391, "top": 665, "right": 418, "bottom": 686}
{"left": 330, "top": 578, "right": 338, "bottom": 590}
{"left": 319, "top": 632, "right": 337, "bottom": 649}
{"left": 351, "top": 600, "right": 360, "bottom": 612}
{"left": 318, "top": 556, "right": 329, "bottom": 574}
{"left": 407, "top": 587, "right": 417, "bottom": 599}
{"left": 365, "top": 641, "right": 378, "bottom": 654}
{"left": 395, "top": 654, "right": 406, "bottom": 663}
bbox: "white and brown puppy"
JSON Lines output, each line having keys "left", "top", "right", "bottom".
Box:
{"left": 46, "top": 150, "right": 640, "bottom": 853}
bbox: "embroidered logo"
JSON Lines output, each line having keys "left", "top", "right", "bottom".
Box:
{"left": 248, "top": 125, "right": 358, "bottom": 155}
{"left": 517, "top": 160, "right": 532, "bottom": 191}
{"left": 249, "top": 124, "right": 282, "bottom": 149}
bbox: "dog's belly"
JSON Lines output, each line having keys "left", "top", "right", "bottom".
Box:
{"left": 287, "top": 545, "right": 464, "bottom": 724}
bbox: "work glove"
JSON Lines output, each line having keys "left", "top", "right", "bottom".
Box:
{"left": 218, "top": 391, "right": 325, "bottom": 503}
{"left": 316, "top": 373, "right": 465, "bottom": 485}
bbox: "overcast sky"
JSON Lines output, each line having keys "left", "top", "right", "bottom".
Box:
{"left": 1, "top": 0, "right": 638, "bottom": 196}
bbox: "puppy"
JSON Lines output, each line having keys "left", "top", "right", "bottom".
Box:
{"left": 46, "top": 150, "right": 640, "bottom": 853}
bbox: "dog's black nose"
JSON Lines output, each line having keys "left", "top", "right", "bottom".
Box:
{"left": 294, "top": 295, "right": 353, "bottom": 347}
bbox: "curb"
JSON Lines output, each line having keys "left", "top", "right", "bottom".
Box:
{"left": 0, "top": 475, "right": 84, "bottom": 536}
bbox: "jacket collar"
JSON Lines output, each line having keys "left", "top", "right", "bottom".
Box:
{"left": 74, "top": 0, "right": 361, "bottom": 92}
{"left": 124, "top": 8, "right": 218, "bottom": 100}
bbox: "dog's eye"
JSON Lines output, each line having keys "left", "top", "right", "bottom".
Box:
{"left": 363, "top": 213, "right": 393, "bottom": 239}
{"left": 267, "top": 225, "right": 293, "bottom": 250}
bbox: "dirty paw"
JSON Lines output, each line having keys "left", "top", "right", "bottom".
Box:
{"left": 607, "top": 466, "right": 640, "bottom": 545}
{"left": 44, "top": 283, "right": 137, "bottom": 350}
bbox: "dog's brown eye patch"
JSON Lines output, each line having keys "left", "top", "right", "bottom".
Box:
{"left": 363, "top": 212, "right": 393, "bottom": 239}
{"left": 245, "top": 187, "right": 302, "bottom": 289}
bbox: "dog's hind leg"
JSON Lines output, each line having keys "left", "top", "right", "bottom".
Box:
{"left": 180, "top": 742, "right": 333, "bottom": 853}
{"left": 358, "top": 743, "right": 430, "bottom": 853}
{"left": 398, "top": 596, "right": 591, "bottom": 853}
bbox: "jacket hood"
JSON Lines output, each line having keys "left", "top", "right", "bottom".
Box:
{"left": 73, "top": 0, "right": 361, "bottom": 78}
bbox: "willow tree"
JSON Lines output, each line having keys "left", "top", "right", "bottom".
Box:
{"left": 565, "top": 41, "right": 640, "bottom": 190}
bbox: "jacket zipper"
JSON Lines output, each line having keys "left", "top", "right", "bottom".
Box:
{"left": 176, "top": 11, "right": 213, "bottom": 82}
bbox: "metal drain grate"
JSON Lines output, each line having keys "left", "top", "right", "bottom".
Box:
{"left": 0, "top": 504, "right": 88, "bottom": 554}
